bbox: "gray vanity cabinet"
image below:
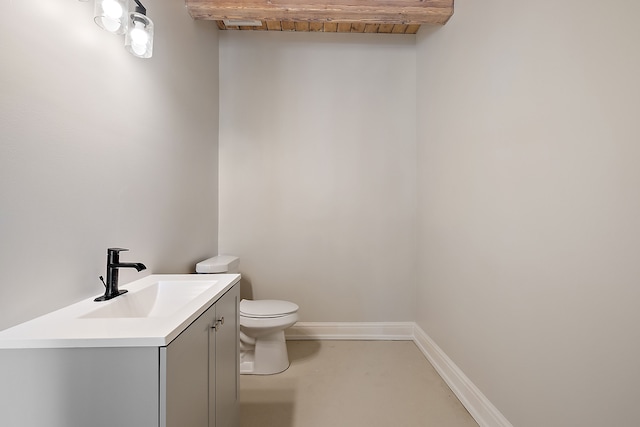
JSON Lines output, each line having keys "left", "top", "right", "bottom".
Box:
{"left": 161, "top": 283, "right": 239, "bottom": 427}
{"left": 0, "top": 282, "right": 240, "bottom": 427}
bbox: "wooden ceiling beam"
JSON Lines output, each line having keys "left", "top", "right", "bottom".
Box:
{"left": 185, "top": 0, "right": 454, "bottom": 25}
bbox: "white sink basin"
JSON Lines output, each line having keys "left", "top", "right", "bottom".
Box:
{"left": 81, "top": 280, "right": 215, "bottom": 319}
{"left": 0, "top": 274, "right": 241, "bottom": 349}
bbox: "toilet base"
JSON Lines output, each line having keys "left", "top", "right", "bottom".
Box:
{"left": 240, "top": 330, "right": 290, "bottom": 375}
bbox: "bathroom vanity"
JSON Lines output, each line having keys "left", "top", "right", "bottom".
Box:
{"left": 0, "top": 274, "right": 240, "bottom": 427}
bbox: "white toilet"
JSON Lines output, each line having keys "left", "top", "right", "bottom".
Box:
{"left": 196, "top": 255, "right": 299, "bottom": 375}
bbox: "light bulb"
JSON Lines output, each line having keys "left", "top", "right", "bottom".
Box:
{"left": 100, "top": 17, "right": 121, "bottom": 33}
{"left": 130, "top": 25, "right": 149, "bottom": 56}
{"left": 132, "top": 44, "right": 147, "bottom": 56}
{"left": 94, "top": 0, "right": 128, "bottom": 34}
{"left": 130, "top": 26, "right": 149, "bottom": 45}
{"left": 125, "top": 12, "right": 153, "bottom": 58}
{"left": 102, "top": 0, "right": 123, "bottom": 19}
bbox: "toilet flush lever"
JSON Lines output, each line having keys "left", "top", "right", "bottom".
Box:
{"left": 212, "top": 317, "right": 224, "bottom": 331}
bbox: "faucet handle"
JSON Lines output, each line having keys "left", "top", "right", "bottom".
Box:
{"left": 108, "top": 247, "right": 129, "bottom": 253}
{"left": 107, "top": 248, "right": 129, "bottom": 264}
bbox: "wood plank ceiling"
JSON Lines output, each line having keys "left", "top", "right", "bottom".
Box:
{"left": 184, "top": 0, "right": 455, "bottom": 34}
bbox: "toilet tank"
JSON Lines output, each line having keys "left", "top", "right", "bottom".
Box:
{"left": 196, "top": 255, "right": 240, "bottom": 274}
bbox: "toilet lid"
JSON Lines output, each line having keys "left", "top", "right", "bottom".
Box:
{"left": 240, "top": 299, "right": 299, "bottom": 318}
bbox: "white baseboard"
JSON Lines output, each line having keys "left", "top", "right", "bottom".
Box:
{"left": 412, "top": 325, "right": 513, "bottom": 427}
{"left": 285, "top": 321, "right": 512, "bottom": 427}
{"left": 285, "top": 321, "right": 415, "bottom": 341}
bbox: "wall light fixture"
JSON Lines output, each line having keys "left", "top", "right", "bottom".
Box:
{"left": 80, "top": 0, "right": 154, "bottom": 59}
{"left": 125, "top": 1, "right": 154, "bottom": 58}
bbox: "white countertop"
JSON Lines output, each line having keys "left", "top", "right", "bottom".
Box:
{"left": 0, "top": 274, "right": 240, "bottom": 349}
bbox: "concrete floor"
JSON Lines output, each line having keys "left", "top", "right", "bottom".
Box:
{"left": 240, "top": 340, "right": 479, "bottom": 427}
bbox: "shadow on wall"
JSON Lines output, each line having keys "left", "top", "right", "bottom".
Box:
{"left": 239, "top": 274, "right": 254, "bottom": 301}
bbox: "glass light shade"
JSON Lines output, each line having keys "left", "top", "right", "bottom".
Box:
{"left": 125, "top": 12, "right": 154, "bottom": 58}
{"left": 94, "top": 0, "right": 129, "bottom": 35}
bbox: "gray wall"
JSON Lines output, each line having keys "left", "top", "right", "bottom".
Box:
{"left": 416, "top": 1, "right": 640, "bottom": 426}
{"left": 218, "top": 32, "right": 417, "bottom": 322}
{"left": 0, "top": 1, "right": 220, "bottom": 330}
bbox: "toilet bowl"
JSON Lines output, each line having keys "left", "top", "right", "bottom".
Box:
{"left": 239, "top": 299, "right": 299, "bottom": 375}
{"left": 196, "top": 255, "right": 299, "bottom": 375}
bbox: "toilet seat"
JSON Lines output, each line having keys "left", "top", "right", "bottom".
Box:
{"left": 240, "top": 299, "right": 299, "bottom": 318}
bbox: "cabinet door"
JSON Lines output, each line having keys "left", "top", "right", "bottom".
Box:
{"left": 161, "top": 303, "right": 216, "bottom": 427}
{"left": 213, "top": 284, "right": 240, "bottom": 427}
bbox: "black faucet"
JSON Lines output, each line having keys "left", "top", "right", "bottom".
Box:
{"left": 95, "top": 248, "right": 147, "bottom": 302}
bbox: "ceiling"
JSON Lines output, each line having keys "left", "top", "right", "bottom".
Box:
{"left": 184, "top": 0, "right": 454, "bottom": 34}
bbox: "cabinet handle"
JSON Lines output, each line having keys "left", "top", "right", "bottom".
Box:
{"left": 211, "top": 317, "right": 225, "bottom": 331}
